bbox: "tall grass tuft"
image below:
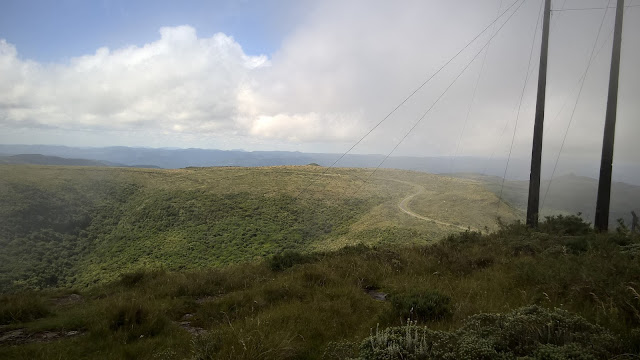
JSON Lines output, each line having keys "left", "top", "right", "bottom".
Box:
{"left": 0, "top": 292, "right": 50, "bottom": 324}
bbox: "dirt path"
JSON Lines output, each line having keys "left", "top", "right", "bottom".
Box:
{"left": 390, "top": 179, "right": 475, "bottom": 232}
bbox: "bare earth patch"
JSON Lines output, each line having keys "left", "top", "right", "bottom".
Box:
{"left": 0, "top": 328, "right": 84, "bottom": 345}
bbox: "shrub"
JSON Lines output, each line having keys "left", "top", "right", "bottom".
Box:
{"left": 388, "top": 290, "right": 452, "bottom": 323}
{"left": 359, "top": 306, "right": 619, "bottom": 359}
{"left": 268, "top": 250, "right": 315, "bottom": 272}
{"left": 538, "top": 215, "right": 591, "bottom": 236}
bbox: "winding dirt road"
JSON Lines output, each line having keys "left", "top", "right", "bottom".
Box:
{"left": 392, "top": 179, "right": 475, "bottom": 232}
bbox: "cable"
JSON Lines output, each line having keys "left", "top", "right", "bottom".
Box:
{"left": 552, "top": 5, "right": 640, "bottom": 11}
{"left": 541, "top": 0, "right": 615, "bottom": 210}
{"left": 496, "top": 0, "right": 545, "bottom": 213}
{"left": 541, "top": 0, "right": 616, "bottom": 142}
{"left": 352, "top": 0, "right": 529, "bottom": 196}
{"left": 293, "top": 0, "right": 525, "bottom": 199}
{"left": 450, "top": 0, "right": 505, "bottom": 174}
{"left": 479, "top": 63, "right": 537, "bottom": 177}
{"left": 481, "top": 0, "right": 562, "bottom": 178}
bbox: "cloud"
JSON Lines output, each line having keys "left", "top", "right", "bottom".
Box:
{"left": 0, "top": 23, "right": 367, "bottom": 146}
{"left": 1, "top": 26, "right": 268, "bottom": 133}
{"left": 0, "top": 0, "right": 639, "bottom": 167}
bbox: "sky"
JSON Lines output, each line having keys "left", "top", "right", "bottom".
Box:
{"left": 0, "top": 0, "right": 639, "bottom": 178}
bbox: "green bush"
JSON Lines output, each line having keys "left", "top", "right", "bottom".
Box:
{"left": 538, "top": 215, "right": 591, "bottom": 236}
{"left": 389, "top": 290, "right": 452, "bottom": 323}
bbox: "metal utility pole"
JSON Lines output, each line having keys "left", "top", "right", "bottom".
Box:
{"left": 595, "top": 0, "right": 625, "bottom": 232}
{"left": 526, "top": 0, "right": 551, "bottom": 228}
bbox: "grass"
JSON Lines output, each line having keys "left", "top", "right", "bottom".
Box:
{"left": 1, "top": 217, "right": 639, "bottom": 359}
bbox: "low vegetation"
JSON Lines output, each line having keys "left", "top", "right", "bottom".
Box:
{"left": 360, "top": 306, "right": 619, "bottom": 359}
{"left": 1, "top": 216, "right": 639, "bottom": 359}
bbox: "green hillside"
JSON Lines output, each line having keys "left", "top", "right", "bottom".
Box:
{"left": 1, "top": 218, "right": 638, "bottom": 359}
{"left": 0, "top": 165, "right": 519, "bottom": 292}
{"left": 1, "top": 165, "right": 639, "bottom": 359}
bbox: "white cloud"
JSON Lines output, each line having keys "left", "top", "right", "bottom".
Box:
{"left": 0, "top": 26, "right": 268, "bottom": 133}
{"left": 0, "top": 0, "right": 639, "bottom": 167}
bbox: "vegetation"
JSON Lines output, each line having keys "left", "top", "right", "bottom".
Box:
{"left": 0, "top": 215, "right": 639, "bottom": 359}
{"left": 360, "top": 306, "right": 619, "bottom": 359}
{"left": 0, "top": 164, "right": 517, "bottom": 292}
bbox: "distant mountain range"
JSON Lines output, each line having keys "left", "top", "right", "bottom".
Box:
{"left": 1, "top": 144, "right": 638, "bottom": 185}
{"left": 0, "top": 153, "right": 160, "bottom": 168}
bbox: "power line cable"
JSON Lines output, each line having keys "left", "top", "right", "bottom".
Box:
{"left": 293, "top": 0, "right": 525, "bottom": 199}
{"left": 450, "top": 0, "right": 505, "bottom": 174}
{"left": 479, "top": 62, "right": 539, "bottom": 177}
{"left": 496, "top": 0, "right": 545, "bottom": 214}
{"left": 352, "top": 0, "right": 529, "bottom": 196}
{"left": 540, "top": 0, "right": 614, "bottom": 142}
{"left": 481, "top": 0, "right": 563, "bottom": 177}
{"left": 552, "top": 4, "right": 640, "bottom": 11}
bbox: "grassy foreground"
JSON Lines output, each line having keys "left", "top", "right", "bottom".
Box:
{"left": 1, "top": 216, "right": 639, "bottom": 359}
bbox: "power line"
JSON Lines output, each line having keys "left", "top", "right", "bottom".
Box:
{"left": 496, "top": 0, "right": 545, "bottom": 214}
{"left": 450, "top": 0, "right": 505, "bottom": 174}
{"left": 551, "top": 4, "right": 639, "bottom": 11}
{"left": 352, "top": 0, "right": 529, "bottom": 196}
{"left": 481, "top": 0, "right": 565, "bottom": 178}
{"left": 293, "top": 0, "right": 525, "bottom": 199}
